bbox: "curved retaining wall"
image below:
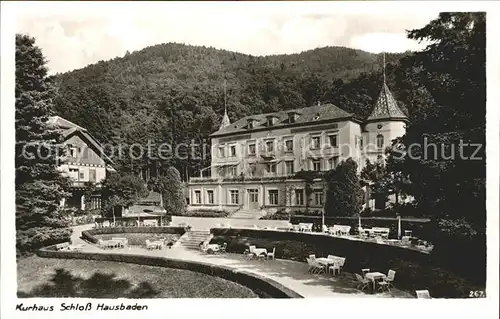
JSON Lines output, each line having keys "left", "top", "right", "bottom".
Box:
{"left": 37, "top": 245, "right": 302, "bottom": 299}
{"left": 209, "top": 228, "right": 478, "bottom": 298}
{"left": 81, "top": 226, "right": 186, "bottom": 244}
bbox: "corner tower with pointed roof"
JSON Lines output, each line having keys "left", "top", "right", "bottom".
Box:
{"left": 218, "top": 80, "right": 231, "bottom": 131}
{"left": 362, "top": 53, "right": 408, "bottom": 165}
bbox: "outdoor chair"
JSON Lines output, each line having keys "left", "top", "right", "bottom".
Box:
{"left": 385, "top": 270, "right": 396, "bottom": 288}
{"left": 355, "top": 273, "right": 370, "bottom": 291}
{"left": 328, "top": 263, "right": 340, "bottom": 276}
{"left": 220, "top": 242, "right": 227, "bottom": 253}
{"left": 146, "top": 240, "right": 161, "bottom": 250}
{"left": 102, "top": 220, "right": 110, "bottom": 228}
{"left": 377, "top": 280, "right": 390, "bottom": 293}
{"left": 246, "top": 245, "right": 256, "bottom": 259}
{"left": 306, "top": 258, "right": 324, "bottom": 274}
{"left": 266, "top": 248, "right": 276, "bottom": 260}
{"left": 416, "top": 290, "right": 431, "bottom": 299}
{"left": 335, "top": 257, "right": 346, "bottom": 275}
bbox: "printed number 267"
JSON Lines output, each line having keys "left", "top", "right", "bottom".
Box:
{"left": 469, "top": 291, "right": 485, "bottom": 298}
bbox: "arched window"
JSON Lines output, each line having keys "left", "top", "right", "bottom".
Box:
{"left": 376, "top": 134, "right": 384, "bottom": 149}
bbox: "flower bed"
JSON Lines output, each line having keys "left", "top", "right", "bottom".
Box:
{"left": 81, "top": 227, "right": 186, "bottom": 244}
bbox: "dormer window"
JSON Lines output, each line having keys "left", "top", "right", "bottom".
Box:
{"left": 247, "top": 118, "right": 257, "bottom": 129}
{"left": 266, "top": 115, "right": 278, "bottom": 127}
{"left": 312, "top": 113, "right": 320, "bottom": 121}
{"left": 288, "top": 112, "right": 299, "bottom": 123}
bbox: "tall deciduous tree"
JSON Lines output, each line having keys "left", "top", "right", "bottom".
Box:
{"left": 394, "top": 12, "right": 486, "bottom": 234}
{"left": 324, "top": 158, "right": 364, "bottom": 217}
{"left": 15, "top": 34, "right": 72, "bottom": 254}
{"left": 101, "top": 173, "right": 148, "bottom": 218}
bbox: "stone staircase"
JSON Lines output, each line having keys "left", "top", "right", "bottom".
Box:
{"left": 174, "top": 230, "right": 212, "bottom": 250}
{"left": 229, "top": 208, "right": 267, "bottom": 219}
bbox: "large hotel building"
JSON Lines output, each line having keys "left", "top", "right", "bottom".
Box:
{"left": 187, "top": 80, "right": 408, "bottom": 216}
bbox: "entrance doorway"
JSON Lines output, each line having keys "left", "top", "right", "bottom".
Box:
{"left": 247, "top": 189, "right": 259, "bottom": 209}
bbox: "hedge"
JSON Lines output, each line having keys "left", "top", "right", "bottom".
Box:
{"left": 209, "top": 228, "right": 484, "bottom": 298}
{"left": 37, "top": 245, "right": 301, "bottom": 299}
{"left": 174, "top": 210, "right": 230, "bottom": 218}
{"left": 81, "top": 227, "right": 186, "bottom": 244}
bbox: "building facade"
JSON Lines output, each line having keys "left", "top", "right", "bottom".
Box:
{"left": 187, "top": 81, "right": 408, "bottom": 213}
{"left": 48, "top": 116, "right": 115, "bottom": 210}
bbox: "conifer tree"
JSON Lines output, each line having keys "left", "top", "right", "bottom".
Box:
{"left": 15, "top": 34, "right": 72, "bottom": 254}
{"left": 163, "top": 167, "right": 185, "bottom": 215}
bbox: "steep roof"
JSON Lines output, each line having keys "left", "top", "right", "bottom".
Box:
{"left": 218, "top": 110, "right": 231, "bottom": 131}
{"left": 367, "top": 83, "right": 408, "bottom": 122}
{"left": 47, "top": 116, "right": 115, "bottom": 167}
{"left": 211, "top": 103, "right": 355, "bottom": 137}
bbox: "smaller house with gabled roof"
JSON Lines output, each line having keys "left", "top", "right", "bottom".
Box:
{"left": 48, "top": 116, "right": 115, "bottom": 211}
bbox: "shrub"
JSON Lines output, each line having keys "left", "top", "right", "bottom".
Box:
{"left": 260, "top": 209, "right": 289, "bottom": 220}
{"left": 178, "top": 209, "right": 230, "bottom": 218}
{"left": 17, "top": 227, "right": 72, "bottom": 256}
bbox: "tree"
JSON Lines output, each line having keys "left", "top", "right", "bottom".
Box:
{"left": 163, "top": 167, "right": 185, "bottom": 215}
{"left": 393, "top": 13, "right": 486, "bottom": 233}
{"left": 147, "top": 176, "right": 169, "bottom": 207}
{"left": 360, "top": 159, "right": 389, "bottom": 209}
{"left": 324, "top": 158, "right": 364, "bottom": 217}
{"left": 15, "top": 34, "right": 72, "bottom": 254}
{"left": 101, "top": 173, "right": 148, "bottom": 218}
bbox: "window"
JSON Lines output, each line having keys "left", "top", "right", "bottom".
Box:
{"left": 248, "top": 143, "right": 256, "bottom": 156}
{"left": 288, "top": 113, "right": 297, "bottom": 123}
{"left": 207, "top": 190, "right": 214, "bottom": 204}
{"left": 89, "top": 168, "right": 96, "bottom": 182}
{"left": 312, "top": 159, "right": 321, "bottom": 172}
{"left": 194, "top": 190, "right": 201, "bottom": 204}
{"left": 69, "top": 168, "right": 79, "bottom": 179}
{"left": 268, "top": 190, "right": 279, "bottom": 205}
{"left": 79, "top": 170, "right": 85, "bottom": 179}
{"left": 311, "top": 136, "right": 321, "bottom": 149}
{"left": 328, "top": 135, "right": 338, "bottom": 147}
{"left": 314, "top": 190, "right": 324, "bottom": 206}
{"left": 376, "top": 134, "right": 384, "bottom": 149}
{"left": 328, "top": 157, "right": 339, "bottom": 170}
{"left": 295, "top": 189, "right": 304, "bottom": 206}
{"left": 267, "top": 162, "right": 277, "bottom": 174}
{"left": 355, "top": 136, "right": 363, "bottom": 149}
{"left": 285, "top": 160, "right": 294, "bottom": 175}
{"left": 230, "top": 190, "right": 239, "bottom": 205}
{"left": 248, "top": 120, "right": 255, "bottom": 129}
{"left": 249, "top": 163, "right": 257, "bottom": 176}
{"left": 285, "top": 139, "right": 294, "bottom": 152}
{"left": 230, "top": 145, "right": 236, "bottom": 157}
{"left": 67, "top": 144, "right": 77, "bottom": 158}
{"left": 218, "top": 146, "right": 225, "bottom": 158}
{"left": 267, "top": 116, "right": 276, "bottom": 126}
{"left": 266, "top": 140, "right": 274, "bottom": 152}
{"left": 228, "top": 166, "right": 237, "bottom": 176}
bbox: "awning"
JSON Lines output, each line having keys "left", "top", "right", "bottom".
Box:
{"left": 214, "top": 162, "right": 240, "bottom": 168}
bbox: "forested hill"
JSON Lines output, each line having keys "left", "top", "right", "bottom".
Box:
{"left": 53, "top": 43, "right": 432, "bottom": 176}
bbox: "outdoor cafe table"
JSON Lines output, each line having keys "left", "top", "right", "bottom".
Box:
{"left": 252, "top": 248, "right": 267, "bottom": 257}
{"left": 365, "top": 272, "right": 387, "bottom": 291}
{"left": 207, "top": 244, "right": 220, "bottom": 252}
{"left": 316, "top": 257, "right": 336, "bottom": 266}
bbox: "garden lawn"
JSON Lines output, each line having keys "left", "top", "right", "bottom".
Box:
{"left": 17, "top": 256, "right": 258, "bottom": 298}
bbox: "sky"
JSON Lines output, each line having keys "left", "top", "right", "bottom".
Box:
{"left": 14, "top": 2, "right": 440, "bottom": 75}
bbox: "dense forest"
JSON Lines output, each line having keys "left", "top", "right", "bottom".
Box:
{"left": 53, "top": 43, "right": 427, "bottom": 179}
